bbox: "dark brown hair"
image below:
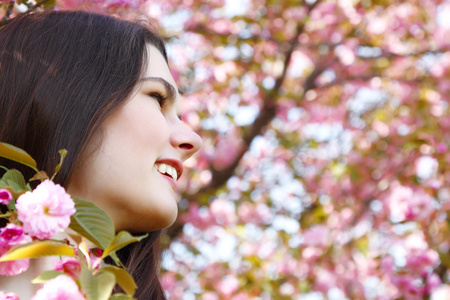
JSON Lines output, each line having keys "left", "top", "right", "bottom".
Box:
{"left": 0, "top": 10, "right": 167, "bottom": 299}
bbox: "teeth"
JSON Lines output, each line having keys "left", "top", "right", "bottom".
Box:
{"left": 156, "top": 163, "right": 178, "bottom": 181}
{"left": 158, "top": 164, "right": 167, "bottom": 174}
{"left": 167, "top": 165, "right": 178, "bottom": 181}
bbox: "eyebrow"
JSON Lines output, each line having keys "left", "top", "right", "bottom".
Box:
{"left": 139, "top": 76, "right": 178, "bottom": 100}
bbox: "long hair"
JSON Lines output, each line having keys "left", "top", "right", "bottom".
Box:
{"left": 0, "top": 10, "right": 167, "bottom": 299}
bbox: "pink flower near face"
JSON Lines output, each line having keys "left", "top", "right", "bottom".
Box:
{"left": 32, "top": 274, "right": 85, "bottom": 300}
{"left": 0, "top": 256, "right": 30, "bottom": 277}
{"left": 54, "top": 258, "right": 81, "bottom": 278}
{"left": 0, "top": 224, "right": 24, "bottom": 246}
{"left": 16, "top": 180, "right": 75, "bottom": 239}
{"left": 0, "top": 291, "right": 19, "bottom": 300}
{"left": 0, "top": 225, "right": 32, "bottom": 276}
{"left": 0, "top": 189, "right": 12, "bottom": 205}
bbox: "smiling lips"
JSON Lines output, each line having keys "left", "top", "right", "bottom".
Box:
{"left": 154, "top": 161, "right": 183, "bottom": 182}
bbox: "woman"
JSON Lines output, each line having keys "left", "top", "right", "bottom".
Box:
{"left": 0, "top": 10, "right": 201, "bottom": 299}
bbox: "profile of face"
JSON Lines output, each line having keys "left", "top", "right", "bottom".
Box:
{"left": 68, "top": 45, "right": 202, "bottom": 232}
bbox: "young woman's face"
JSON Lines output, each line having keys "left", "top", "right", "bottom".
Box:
{"left": 68, "top": 45, "right": 202, "bottom": 232}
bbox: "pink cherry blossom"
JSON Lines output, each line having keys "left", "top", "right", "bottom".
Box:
{"left": 0, "top": 256, "right": 30, "bottom": 277}
{"left": 431, "top": 284, "right": 450, "bottom": 300}
{"left": 161, "top": 272, "right": 178, "bottom": 294}
{"left": 0, "top": 224, "right": 24, "bottom": 246}
{"left": 16, "top": 180, "right": 75, "bottom": 239}
{"left": 406, "top": 249, "right": 440, "bottom": 276}
{"left": 314, "top": 268, "right": 337, "bottom": 293}
{"left": 0, "top": 225, "right": 32, "bottom": 276}
{"left": 0, "top": 291, "right": 19, "bottom": 300}
{"left": 302, "top": 225, "right": 329, "bottom": 248}
{"left": 200, "top": 291, "right": 219, "bottom": 300}
{"left": 32, "top": 274, "right": 85, "bottom": 300}
{"left": 4, "top": 1, "right": 447, "bottom": 298}
{"left": 232, "top": 293, "right": 250, "bottom": 300}
{"left": 391, "top": 275, "right": 422, "bottom": 298}
{"left": 182, "top": 203, "right": 215, "bottom": 231}
{"left": 425, "top": 273, "right": 442, "bottom": 295}
{"left": 54, "top": 258, "right": 81, "bottom": 278}
{"left": 0, "top": 189, "right": 12, "bottom": 205}
{"left": 211, "top": 132, "right": 243, "bottom": 170}
{"left": 215, "top": 275, "right": 239, "bottom": 297}
{"left": 238, "top": 202, "right": 273, "bottom": 225}
{"left": 386, "top": 182, "right": 435, "bottom": 223}
{"left": 210, "top": 198, "right": 237, "bottom": 225}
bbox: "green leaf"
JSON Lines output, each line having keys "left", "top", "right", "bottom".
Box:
{"left": 109, "top": 294, "right": 135, "bottom": 300}
{"left": 0, "top": 142, "right": 37, "bottom": 171}
{"left": 102, "top": 231, "right": 147, "bottom": 259}
{"left": 80, "top": 269, "right": 116, "bottom": 300}
{"left": 0, "top": 179, "right": 8, "bottom": 189}
{"left": 2, "top": 169, "right": 28, "bottom": 193}
{"left": 7, "top": 198, "right": 15, "bottom": 210}
{"left": 30, "top": 170, "right": 49, "bottom": 182}
{"left": 31, "top": 270, "right": 64, "bottom": 284}
{"left": 51, "top": 149, "right": 67, "bottom": 180}
{"left": 0, "top": 241, "right": 75, "bottom": 262}
{"left": 42, "top": 0, "right": 56, "bottom": 9}
{"left": 109, "top": 252, "right": 124, "bottom": 267}
{"left": 69, "top": 198, "right": 115, "bottom": 250}
{"left": 103, "top": 266, "right": 137, "bottom": 296}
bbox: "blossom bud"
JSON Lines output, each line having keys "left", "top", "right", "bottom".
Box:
{"left": 0, "top": 224, "right": 24, "bottom": 246}
{"left": 0, "top": 189, "right": 12, "bottom": 205}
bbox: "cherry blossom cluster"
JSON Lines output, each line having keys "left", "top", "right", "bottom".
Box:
{"left": 0, "top": 181, "right": 81, "bottom": 298}
{"left": 152, "top": 0, "right": 450, "bottom": 299}
{"left": 0, "top": 145, "right": 141, "bottom": 299}
{"left": 3, "top": 0, "right": 450, "bottom": 299}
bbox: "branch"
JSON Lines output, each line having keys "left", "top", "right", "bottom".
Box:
{"left": 166, "top": 1, "right": 325, "bottom": 240}
{"left": 197, "top": 35, "right": 302, "bottom": 194}
{"left": 189, "top": 1, "right": 324, "bottom": 197}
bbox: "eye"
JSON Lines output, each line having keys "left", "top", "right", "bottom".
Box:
{"left": 148, "top": 92, "right": 168, "bottom": 107}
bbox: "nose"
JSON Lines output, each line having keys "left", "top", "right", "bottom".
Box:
{"left": 170, "top": 120, "right": 202, "bottom": 161}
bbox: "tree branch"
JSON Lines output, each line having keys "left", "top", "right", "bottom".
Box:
{"left": 167, "top": 1, "right": 325, "bottom": 239}
{"left": 196, "top": 26, "right": 305, "bottom": 194}
{"left": 195, "top": 2, "right": 326, "bottom": 194}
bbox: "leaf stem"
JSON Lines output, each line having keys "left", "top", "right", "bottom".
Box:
{"left": 0, "top": 212, "right": 12, "bottom": 219}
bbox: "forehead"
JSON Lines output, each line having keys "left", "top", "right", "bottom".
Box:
{"left": 142, "top": 45, "right": 181, "bottom": 111}
{"left": 144, "top": 45, "right": 175, "bottom": 87}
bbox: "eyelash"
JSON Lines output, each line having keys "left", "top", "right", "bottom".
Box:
{"left": 149, "top": 92, "right": 168, "bottom": 107}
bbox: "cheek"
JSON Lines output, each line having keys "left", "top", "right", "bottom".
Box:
{"left": 107, "top": 104, "right": 170, "bottom": 152}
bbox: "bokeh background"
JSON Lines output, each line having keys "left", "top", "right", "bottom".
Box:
{"left": 2, "top": 0, "right": 450, "bottom": 299}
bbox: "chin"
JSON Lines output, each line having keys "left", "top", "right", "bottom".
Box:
{"left": 125, "top": 209, "right": 178, "bottom": 233}
{"left": 153, "top": 214, "right": 177, "bottom": 231}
